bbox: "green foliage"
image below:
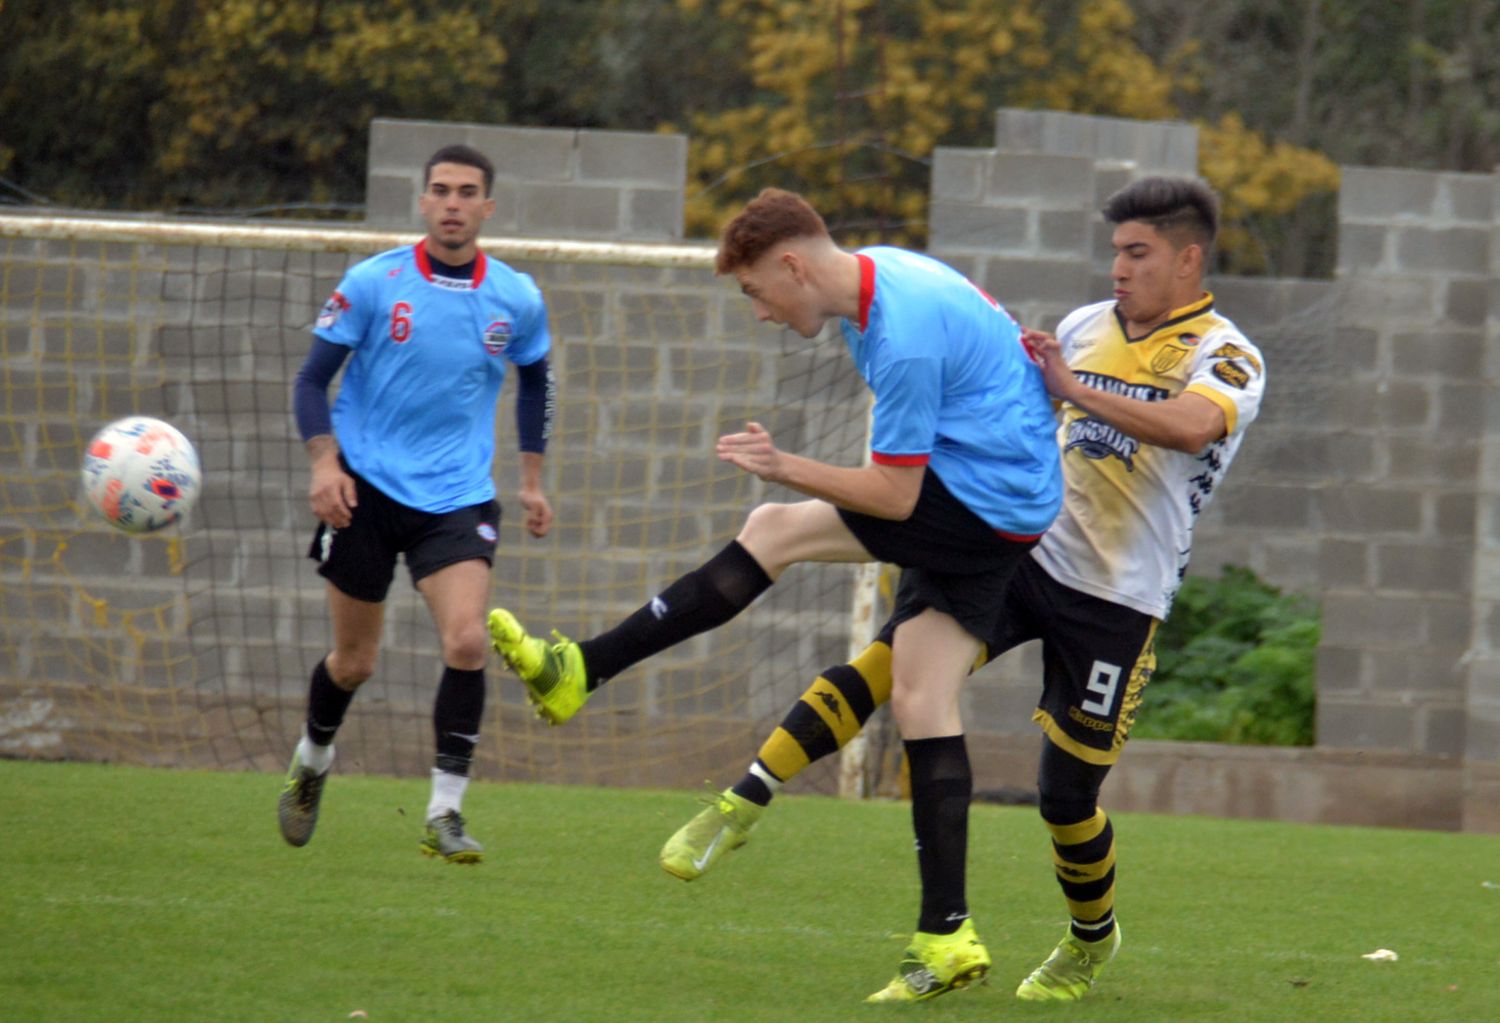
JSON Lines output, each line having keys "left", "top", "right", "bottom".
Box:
{"left": 0, "top": 0, "right": 1338, "bottom": 251}
{"left": 1135, "top": 564, "right": 1319, "bottom": 746}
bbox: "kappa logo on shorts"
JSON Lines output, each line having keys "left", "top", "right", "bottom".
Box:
{"left": 482, "top": 320, "right": 512, "bottom": 355}
{"left": 476, "top": 523, "right": 497, "bottom": 543}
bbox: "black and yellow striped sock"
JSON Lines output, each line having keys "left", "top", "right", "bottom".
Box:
{"left": 1046, "top": 808, "right": 1117, "bottom": 943}
{"left": 729, "top": 641, "right": 894, "bottom": 806}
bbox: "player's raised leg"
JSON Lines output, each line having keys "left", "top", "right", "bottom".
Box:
{"left": 279, "top": 583, "right": 381, "bottom": 847}
{"left": 490, "top": 500, "right": 868, "bottom": 724}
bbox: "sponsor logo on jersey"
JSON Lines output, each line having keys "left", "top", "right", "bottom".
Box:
{"left": 316, "top": 290, "right": 350, "bottom": 329}
{"left": 483, "top": 319, "right": 512, "bottom": 354}
{"left": 429, "top": 275, "right": 473, "bottom": 291}
{"left": 476, "top": 522, "right": 497, "bottom": 543}
{"left": 1075, "top": 372, "right": 1169, "bottom": 403}
{"left": 1210, "top": 342, "right": 1262, "bottom": 375}
{"left": 1065, "top": 416, "right": 1139, "bottom": 471}
{"left": 1213, "top": 360, "right": 1251, "bottom": 389}
{"left": 1178, "top": 332, "right": 1202, "bottom": 346}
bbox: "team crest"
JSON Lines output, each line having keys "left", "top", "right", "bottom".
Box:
{"left": 1151, "top": 344, "right": 1193, "bottom": 374}
{"left": 482, "top": 319, "right": 512, "bottom": 355}
{"left": 476, "top": 522, "right": 498, "bottom": 543}
{"left": 316, "top": 291, "right": 351, "bottom": 329}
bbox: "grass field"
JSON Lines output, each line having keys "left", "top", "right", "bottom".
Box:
{"left": 3, "top": 759, "right": 1496, "bottom": 1022}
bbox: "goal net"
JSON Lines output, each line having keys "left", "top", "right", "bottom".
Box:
{"left": 0, "top": 213, "right": 903, "bottom": 796}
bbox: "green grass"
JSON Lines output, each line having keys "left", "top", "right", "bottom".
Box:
{"left": 2, "top": 760, "right": 1496, "bottom": 1022}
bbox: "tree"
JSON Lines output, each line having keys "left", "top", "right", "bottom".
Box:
{"left": 677, "top": 0, "right": 1198, "bottom": 245}
{"left": 676, "top": 0, "right": 1338, "bottom": 273}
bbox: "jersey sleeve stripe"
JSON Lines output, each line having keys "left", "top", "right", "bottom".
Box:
{"left": 871, "top": 451, "right": 929, "bottom": 467}
{"left": 1183, "top": 382, "right": 1240, "bottom": 435}
{"left": 856, "top": 253, "right": 875, "bottom": 332}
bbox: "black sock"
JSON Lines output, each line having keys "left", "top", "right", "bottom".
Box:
{"left": 433, "top": 666, "right": 486, "bottom": 776}
{"left": 906, "top": 734, "right": 972, "bottom": 934}
{"left": 577, "top": 540, "right": 772, "bottom": 688}
{"left": 306, "top": 658, "right": 355, "bottom": 746}
{"left": 730, "top": 761, "right": 780, "bottom": 806}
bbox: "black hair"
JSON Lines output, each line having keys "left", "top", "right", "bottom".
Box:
{"left": 1102, "top": 176, "right": 1219, "bottom": 252}
{"left": 424, "top": 144, "right": 495, "bottom": 196}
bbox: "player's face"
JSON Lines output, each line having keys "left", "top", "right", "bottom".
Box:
{"left": 734, "top": 248, "right": 824, "bottom": 338}
{"left": 1110, "top": 220, "right": 1197, "bottom": 334}
{"left": 419, "top": 163, "right": 495, "bottom": 256}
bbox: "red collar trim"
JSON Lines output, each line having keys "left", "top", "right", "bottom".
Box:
{"left": 413, "top": 242, "right": 487, "bottom": 287}
{"left": 856, "top": 253, "right": 875, "bottom": 332}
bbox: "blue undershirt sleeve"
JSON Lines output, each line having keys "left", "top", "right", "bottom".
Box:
{"left": 293, "top": 338, "right": 352, "bottom": 442}
{"left": 514, "top": 355, "right": 554, "bottom": 454}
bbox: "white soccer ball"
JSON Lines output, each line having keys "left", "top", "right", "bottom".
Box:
{"left": 81, "top": 416, "right": 202, "bottom": 533}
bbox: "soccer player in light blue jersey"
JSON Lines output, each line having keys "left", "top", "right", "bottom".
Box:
{"left": 277, "top": 144, "right": 557, "bottom": 863}
{"left": 488, "top": 187, "right": 1062, "bottom": 993}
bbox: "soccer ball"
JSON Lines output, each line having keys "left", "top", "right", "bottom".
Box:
{"left": 81, "top": 416, "right": 202, "bottom": 533}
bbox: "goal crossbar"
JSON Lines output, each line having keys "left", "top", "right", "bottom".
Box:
{"left": 0, "top": 213, "right": 716, "bottom": 269}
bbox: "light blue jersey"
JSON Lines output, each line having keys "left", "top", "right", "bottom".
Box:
{"left": 314, "top": 243, "right": 550, "bottom": 513}
{"left": 840, "top": 247, "right": 1061, "bottom": 536}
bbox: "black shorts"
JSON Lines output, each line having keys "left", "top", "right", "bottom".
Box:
{"left": 887, "top": 557, "right": 1158, "bottom": 766}
{"left": 307, "top": 462, "right": 500, "bottom": 603}
{"left": 838, "top": 469, "right": 1039, "bottom": 639}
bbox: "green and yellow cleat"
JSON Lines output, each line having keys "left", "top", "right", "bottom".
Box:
{"left": 659, "top": 788, "right": 762, "bottom": 881}
{"left": 486, "top": 608, "right": 589, "bottom": 725}
{"left": 1015, "top": 923, "right": 1121, "bottom": 1001}
{"left": 420, "top": 810, "right": 484, "bottom": 864}
{"left": 277, "top": 750, "right": 328, "bottom": 848}
{"left": 865, "top": 918, "right": 992, "bottom": 1003}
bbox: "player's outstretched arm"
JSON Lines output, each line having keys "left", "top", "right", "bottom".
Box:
{"left": 717, "top": 421, "right": 924, "bottom": 520}
{"left": 1023, "top": 328, "right": 1226, "bottom": 453}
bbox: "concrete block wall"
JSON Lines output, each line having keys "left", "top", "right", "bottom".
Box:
{"left": 365, "top": 118, "right": 687, "bottom": 242}
{"left": 1316, "top": 168, "right": 1492, "bottom": 758}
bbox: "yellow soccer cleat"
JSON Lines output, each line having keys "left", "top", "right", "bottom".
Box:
{"left": 865, "top": 918, "right": 992, "bottom": 1003}
{"left": 486, "top": 608, "right": 589, "bottom": 725}
{"left": 1015, "top": 923, "right": 1121, "bottom": 1001}
{"left": 659, "top": 788, "right": 762, "bottom": 881}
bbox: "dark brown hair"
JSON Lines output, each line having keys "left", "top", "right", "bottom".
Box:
{"left": 424, "top": 144, "right": 495, "bottom": 197}
{"left": 1103, "top": 176, "right": 1219, "bottom": 253}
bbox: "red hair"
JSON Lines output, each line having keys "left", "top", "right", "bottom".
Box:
{"left": 715, "top": 188, "right": 830, "bottom": 275}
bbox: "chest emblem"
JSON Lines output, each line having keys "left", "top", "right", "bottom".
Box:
{"left": 483, "top": 320, "right": 512, "bottom": 355}
{"left": 1151, "top": 344, "right": 1192, "bottom": 375}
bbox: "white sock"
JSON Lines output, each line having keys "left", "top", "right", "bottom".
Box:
{"left": 426, "top": 768, "right": 469, "bottom": 822}
{"left": 749, "top": 760, "right": 783, "bottom": 795}
{"left": 297, "top": 729, "right": 334, "bottom": 774}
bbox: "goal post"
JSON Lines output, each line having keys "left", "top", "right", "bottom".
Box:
{"left": 0, "top": 211, "right": 880, "bottom": 796}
